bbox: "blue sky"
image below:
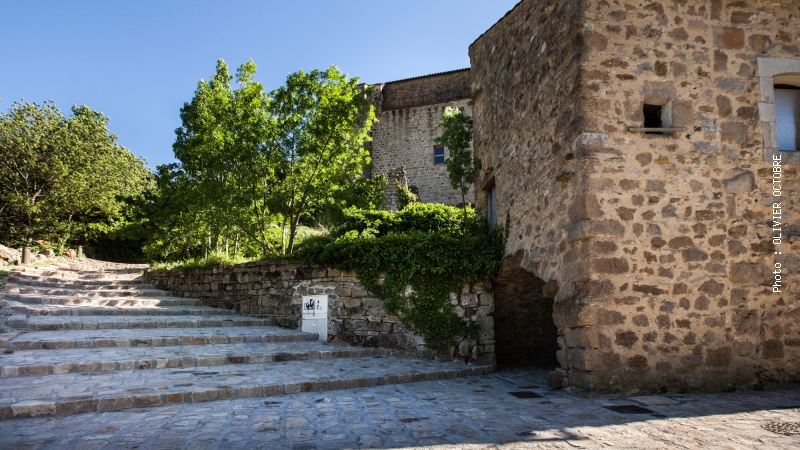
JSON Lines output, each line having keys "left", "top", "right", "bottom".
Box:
{"left": 0, "top": 1, "right": 519, "bottom": 168}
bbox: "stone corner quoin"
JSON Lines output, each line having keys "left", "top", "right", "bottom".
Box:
{"left": 467, "top": 0, "right": 799, "bottom": 395}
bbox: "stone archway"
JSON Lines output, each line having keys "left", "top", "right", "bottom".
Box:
{"left": 492, "top": 257, "right": 560, "bottom": 367}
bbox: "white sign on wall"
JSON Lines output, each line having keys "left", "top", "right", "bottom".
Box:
{"left": 302, "top": 294, "right": 328, "bottom": 318}
{"left": 301, "top": 294, "right": 328, "bottom": 341}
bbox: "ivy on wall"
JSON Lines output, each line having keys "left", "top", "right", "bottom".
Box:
{"left": 296, "top": 203, "right": 505, "bottom": 355}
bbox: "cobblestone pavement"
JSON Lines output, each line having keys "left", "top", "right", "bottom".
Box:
{"left": 1, "top": 368, "right": 799, "bottom": 449}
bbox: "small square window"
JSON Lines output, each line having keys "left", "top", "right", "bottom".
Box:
{"left": 643, "top": 104, "right": 663, "bottom": 128}
{"left": 434, "top": 146, "right": 445, "bottom": 165}
{"left": 643, "top": 104, "right": 663, "bottom": 134}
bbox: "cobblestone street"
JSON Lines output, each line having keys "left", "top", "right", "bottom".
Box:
{"left": 2, "top": 368, "right": 799, "bottom": 449}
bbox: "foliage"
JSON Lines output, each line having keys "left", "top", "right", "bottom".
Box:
{"left": 163, "top": 60, "right": 376, "bottom": 261}
{"left": 296, "top": 203, "right": 504, "bottom": 355}
{"left": 0, "top": 100, "right": 152, "bottom": 249}
{"left": 434, "top": 107, "right": 479, "bottom": 212}
{"left": 309, "top": 173, "right": 387, "bottom": 228}
{"left": 150, "top": 254, "right": 254, "bottom": 271}
{"left": 395, "top": 180, "right": 418, "bottom": 210}
{"left": 330, "top": 203, "right": 475, "bottom": 239}
{"left": 270, "top": 65, "right": 376, "bottom": 253}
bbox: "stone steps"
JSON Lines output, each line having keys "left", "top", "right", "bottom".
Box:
{"left": 0, "top": 259, "right": 492, "bottom": 421}
{"left": 5, "top": 292, "right": 203, "bottom": 307}
{"left": 0, "top": 341, "right": 387, "bottom": 377}
{"left": 7, "top": 276, "right": 157, "bottom": 290}
{"left": 5, "top": 284, "right": 168, "bottom": 297}
{"left": 21, "top": 314, "right": 272, "bottom": 331}
{"left": 9, "top": 274, "right": 152, "bottom": 286}
{"left": 16, "top": 269, "right": 142, "bottom": 281}
{"left": 6, "top": 326, "right": 317, "bottom": 351}
{"left": 9, "top": 302, "right": 239, "bottom": 317}
{"left": 0, "top": 356, "right": 491, "bottom": 419}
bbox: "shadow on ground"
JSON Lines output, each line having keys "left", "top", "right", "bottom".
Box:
{"left": 1, "top": 367, "right": 799, "bottom": 449}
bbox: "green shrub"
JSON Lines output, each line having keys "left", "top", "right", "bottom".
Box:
{"left": 332, "top": 203, "right": 477, "bottom": 239}
{"left": 396, "top": 181, "right": 418, "bottom": 210}
{"left": 296, "top": 205, "right": 503, "bottom": 355}
{"left": 150, "top": 254, "right": 254, "bottom": 271}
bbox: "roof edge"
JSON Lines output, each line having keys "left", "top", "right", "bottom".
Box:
{"left": 377, "top": 68, "right": 470, "bottom": 86}
{"left": 469, "top": 1, "right": 523, "bottom": 49}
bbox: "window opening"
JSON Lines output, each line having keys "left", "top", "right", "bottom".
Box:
{"left": 775, "top": 84, "right": 800, "bottom": 151}
{"left": 434, "top": 146, "right": 445, "bottom": 165}
{"left": 487, "top": 186, "right": 497, "bottom": 228}
{"left": 643, "top": 104, "right": 663, "bottom": 134}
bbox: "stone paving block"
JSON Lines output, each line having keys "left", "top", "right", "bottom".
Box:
{"left": 10, "top": 400, "right": 56, "bottom": 418}
{"left": 55, "top": 397, "right": 95, "bottom": 415}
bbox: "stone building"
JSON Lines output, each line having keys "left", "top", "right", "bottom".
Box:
{"left": 369, "top": 69, "right": 475, "bottom": 206}
{"left": 469, "top": 0, "right": 800, "bottom": 394}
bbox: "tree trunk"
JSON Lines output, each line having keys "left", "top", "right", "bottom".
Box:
{"left": 287, "top": 213, "right": 302, "bottom": 254}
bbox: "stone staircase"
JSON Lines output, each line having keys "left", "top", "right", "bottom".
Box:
{"left": 0, "top": 260, "right": 492, "bottom": 420}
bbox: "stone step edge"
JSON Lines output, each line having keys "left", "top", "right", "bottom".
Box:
{"left": 15, "top": 269, "right": 142, "bottom": 279}
{"left": 0, "top": 347, "right": 388, "bottom": 378}
{"left": 7, "top": 331, "right": 318, "bottom": 351}
{"left": 6, "top": 290, "right": 173, "bottom": 299}
{"left": 8, "top": 274, "right": 150, "bottom": 285}
{"left": 0, "top": 365, "right": 494, "bottom": 420}
{"left": 22, "top": 317, "right": 273, "bottom": 331}
{"left": 5, "top": 294, "right": 202, "bottom": 306}
{"left": 6, "top": 280, "right": 158, "bottom": 290}
{"left": 9, "top": 303, "right": 237, "bottom": 317}
{"left": 5, "top": 285, "right": 171, "bottom": 297}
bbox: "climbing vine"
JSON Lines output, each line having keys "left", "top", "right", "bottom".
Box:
{"left": 296, "top": 203, "right": 505, "bottom": 355}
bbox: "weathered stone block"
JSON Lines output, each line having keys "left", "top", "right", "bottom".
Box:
{"left": 563, "top": 326, "right": 603, "bottom": 349}
{"left": 11, "top": 400, "right": 56, "bottom": 418}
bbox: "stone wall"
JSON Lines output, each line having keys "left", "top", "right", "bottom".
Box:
{"left": 468, "top": 0, "right": 587, "bottom": 365}
{"left": 379, "top": 166, "right": 409, "bottom": 212}
{"left": 370, "top": 71, "right": 475, "bottom": 206}
{"left": 144, "top": 260, "right": 495, "bottom": 364}
{"left": 471, "top": 0, "right": 800, "bottom": 395}
{"left": 565, "top": 0, "right": 800, "bottom": 395}
{"left": 380, "top": 69, "right": 472, "bottom": 111}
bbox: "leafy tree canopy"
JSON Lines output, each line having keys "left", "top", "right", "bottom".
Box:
{"left": 159, "top": 59, "right": 379, "bottom": 260}
{"left": 0, "top": 100, "right": 152, "bottom": 250}
{"left": 434, "top": 107, "right": 479, "bottom": 215}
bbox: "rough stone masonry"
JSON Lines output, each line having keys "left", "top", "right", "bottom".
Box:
{"left": 145, "top": 260, "right": 496, "bottom": 365}
{"left": 470, "top": 0, "right": 800, "bottom": 395}
{"left": 369, "top": 70, "right": 475, "bottom": 206}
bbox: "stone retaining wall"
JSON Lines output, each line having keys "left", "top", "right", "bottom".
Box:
{"left": 144, "top": 260, "right": 495, "bottom": 364}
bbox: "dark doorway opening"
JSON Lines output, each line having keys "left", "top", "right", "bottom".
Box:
{"left": 492, "top": 266, "right": 560, "bottom": 368}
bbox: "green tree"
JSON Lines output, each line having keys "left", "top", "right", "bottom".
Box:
{"left": 270, "top": 66, "right": 375, "bottom": 253}
{"left": 435, "top": 107, "right": 479, "bottom": 217}
{"left": 173, "top": 60, "right": 279, "bottom": 257}
{"left": 170, "top": 60, "right": 376, "bottom": 258}
{"left": 0, "top": 100, "right": 150, "bottom": 249}
{"left": 141, "top": 164, "right": 210, "bottom": 261}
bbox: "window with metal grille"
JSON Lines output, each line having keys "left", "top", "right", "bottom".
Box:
{"left": 434, "top": 146, "right": 445, "bottom": 165}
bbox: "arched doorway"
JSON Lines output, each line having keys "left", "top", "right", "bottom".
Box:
{"left": 492, "top": 263, "right": 560, "bottom": 367}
